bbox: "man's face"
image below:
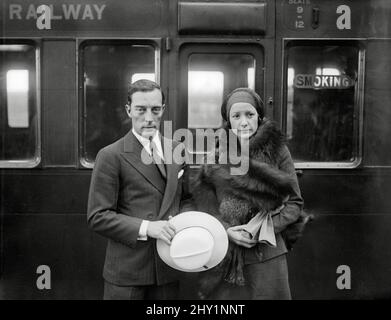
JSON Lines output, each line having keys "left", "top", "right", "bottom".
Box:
{"left": 126, "top": 89, "right": 165, "bottom": 139}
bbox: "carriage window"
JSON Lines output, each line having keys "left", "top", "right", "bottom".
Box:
{"left": 0, "top": 44, "right": 39, "bottom": 167}
{"left": 285, "top": 42, "right": 362, "bottom": 167}
{"left": 188, "top": 53, "right": 255, "bottom": 129}
{"left": 80, "top": 42, "right": 157, "bottom": 165}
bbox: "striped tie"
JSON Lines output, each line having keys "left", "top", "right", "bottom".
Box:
{"left": 150, "top": 139, "right": 166, "bottom": 179}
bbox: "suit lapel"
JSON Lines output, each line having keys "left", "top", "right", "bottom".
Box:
{"left": 120, "top": 131, "right": 165, "bottom": 194}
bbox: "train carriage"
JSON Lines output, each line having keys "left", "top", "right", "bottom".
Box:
{"left": 1, "top": 0, "right": 391, "bottom": 299}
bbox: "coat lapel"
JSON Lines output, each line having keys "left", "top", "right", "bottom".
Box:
{"left": 120, "top": 131, "right": 165, "bottom": 194}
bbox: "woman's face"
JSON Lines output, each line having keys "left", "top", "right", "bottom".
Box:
{"left": 229, "top": 102, "right": 259, "bottom": 140}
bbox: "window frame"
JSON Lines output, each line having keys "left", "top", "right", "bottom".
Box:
{"left": 0, "top": 40, "right": 41, "bottom": 169}
{"left": 282, "top": 38, "right": 365, "bottom": 169}
{"left": 77, "top": 38, "right": 161, "bottom": 169}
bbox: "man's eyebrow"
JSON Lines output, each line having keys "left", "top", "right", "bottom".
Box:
{"left": 133, "top": 105, "right": 163, "bottom": 108}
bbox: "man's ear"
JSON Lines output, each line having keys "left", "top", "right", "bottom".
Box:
{"left": 159, "top": 104, "right": 166, "bottom": 117}
{"left": 125, "top": 104, "right": 131, "bottom": 117}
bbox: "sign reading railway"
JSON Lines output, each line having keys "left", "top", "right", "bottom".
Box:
{"left": 2, "top": 0, "right": 163, "bottom": 33}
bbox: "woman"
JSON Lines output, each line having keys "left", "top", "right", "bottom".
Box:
{"left": 193, "top": 88, "right": 306, "bottom": 300}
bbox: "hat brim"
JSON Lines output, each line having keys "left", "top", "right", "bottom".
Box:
{"left": 156, "top": 211, "right": 229, "bottom": 272}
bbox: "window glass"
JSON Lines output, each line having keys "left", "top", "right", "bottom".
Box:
{"left": 188, "top": 70, "right": 224, "bottom": 128}
{"left": 247, "top": 67, "right": 255, "bottom": 90}
{"left": 7, "top": 70, "right": 29, "bottom": 128}
{"left": 188, "top": 53, "right": 255, "bottom": 130}
{"left": 285, "top": 43, "right": 360, "bottom": 164}
{"left": 0, "top": 44, "right": 39, "bottom": 165}
{"left": 81, "top": 42, "right": 156, "bottom": 164}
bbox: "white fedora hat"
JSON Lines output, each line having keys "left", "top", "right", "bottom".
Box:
{"left": 156, "top": 211, "right": 229, "bottom": 272}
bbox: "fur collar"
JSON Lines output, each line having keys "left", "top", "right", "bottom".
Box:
{"left": 248, "top": 119, "right": 285, "bottom": 163}
{"left": 196, "top": 119, "right": 294, "bottom": 211}
{"left": 207, "top": 119, "right": 285, "bottom": 165}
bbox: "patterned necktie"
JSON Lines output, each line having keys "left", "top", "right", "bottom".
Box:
{"left": 150, "top": 139, "right": 166, "bottom": 179}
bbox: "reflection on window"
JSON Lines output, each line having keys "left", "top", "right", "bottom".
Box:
{"left": 286, "top": 67, "right": 295, "bottom": 140}
{"left": 0, "top": 44, "right": 38, "bottom": 165}
{"left": 247, "top": 67, "right": 255, "bottom": 90}
{"left": 7, "top": 70, "right": 29, "bottom": 128}
{"left": 81, "top": 42, "right": 156, "bottom": 163}
{"left": 315, "top": 67, "right": 340, "bottom": 75}
{"left": 131, "top": 73, "right": 155, "bottom": 83}
{"left": 188, "top": 71, "right": 224, "bottom": 128}
{"left": 286, "top": 44, "right": 359, "bottom": 164}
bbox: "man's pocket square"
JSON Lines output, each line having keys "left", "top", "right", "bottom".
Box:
{"left": 177, "top": 169, "right": 184, "bottom": 179}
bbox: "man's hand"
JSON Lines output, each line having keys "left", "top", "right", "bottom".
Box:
{"left": 227, "top": 225, "right": 258, "bottom": 248}
{"left": 147, "top": 220, "right": 176, "bottom": 245}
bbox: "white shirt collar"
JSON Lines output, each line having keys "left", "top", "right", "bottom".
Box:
{"left": 131, "top": 128, "right": 164, "bottom": 160}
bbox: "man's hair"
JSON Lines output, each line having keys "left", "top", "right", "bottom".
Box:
{"left": 127, "top": 79, "right": 165, "bottom": 105}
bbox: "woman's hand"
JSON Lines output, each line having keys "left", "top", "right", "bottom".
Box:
{"left": 227, "top": 225, "right": 258, "bottom": 248}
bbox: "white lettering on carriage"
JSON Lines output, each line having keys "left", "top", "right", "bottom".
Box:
{"left": 8, "top": 3, "right": 107, "bottom": 23}
{"left": 26, "top": 4, "right": 38, "bottom": 19}
{"left": 294, "top": 74, "right": 354, "bottom": 89}
{"left": 62, "top": 4, "right": 82, "bottom": 19}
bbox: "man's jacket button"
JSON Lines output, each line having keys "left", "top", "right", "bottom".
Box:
{"left": 256, "top": 248, "right": 263, "bottom": 260}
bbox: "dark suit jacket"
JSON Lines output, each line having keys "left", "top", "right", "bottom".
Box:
{"left": 87, "top": 131, "right": 194, "bottom": 286}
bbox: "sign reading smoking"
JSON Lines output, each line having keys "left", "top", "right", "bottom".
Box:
{"left": 294, "top": 74, "right": 354, "bottom": 89}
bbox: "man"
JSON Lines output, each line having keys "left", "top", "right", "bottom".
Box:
{"left": 87, "top": 79, "right": 194, "bottom": 300}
